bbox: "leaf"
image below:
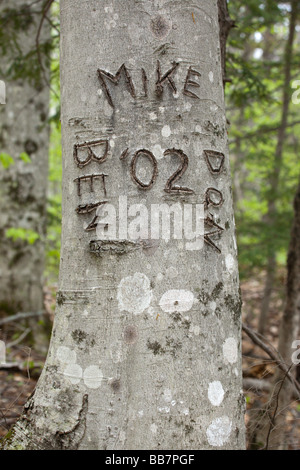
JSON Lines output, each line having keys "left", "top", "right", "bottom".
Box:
{"left": 0, "top": 152, "right": 14, "bottom": 169}
{"left": 19, "top": 152, "right": 31, "bottom": 163}
{"left": 5, "top": 228, "right": 40, "bottom": 245}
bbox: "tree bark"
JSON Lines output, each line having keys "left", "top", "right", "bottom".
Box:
{"left": 2, "top": 0, "right": 245, "bottom": 450}
{"left": 0, "top": 0, "right": 50, "bottom": 317}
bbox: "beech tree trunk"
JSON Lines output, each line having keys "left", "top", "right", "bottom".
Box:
{"left": 0, "top": 0, "right": 50, "bottom": 316}
{"left": 3, "top": 0, "right": 245, "bottom": 450}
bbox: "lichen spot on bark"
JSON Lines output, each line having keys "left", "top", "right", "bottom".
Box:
{"left": 83, "top": 365, "right": 103, "bottom": 389}
{"left": 117, "top": 273, "right": 152, "bottom": 314}
{"left": 206, "top": 416, "right": 232, "bottom": 447}
{"left": 57, "top": 346, "right": 77, "bottom": 365}
{"left": 159, "top": 290, "right": 194, "bottom": 313}
{"left": 123, "top": 325, "right": 139, "bottom": 345}
{"left": 208, "top": 381, "right": 225, "bottom": 407}
{"left": 225, "top": 254, "right": 235, "bottom": 274}
{"left": 222, "top": 337, "right": 238, "bottom": 364}
{"left": 110, "top": 378, "right": 121, "bottom": 393}
{"left": 150, "top": 15, "right": 172, "bottom": 40}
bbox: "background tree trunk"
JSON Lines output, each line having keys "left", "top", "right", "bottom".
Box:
{"left": 258, "top": 0, "right": 298, "bottom": 335}
{"left": 270, "top": 178, "right": 300, "bottom": 449}
{"left": 3, "top": 0, "right": 245, "bottom": 450}
{"left": 253, "top": 180, "right": 300, "bottom": 450}
{"left": 0, "top": 0, "right": 50, "bottom": 318}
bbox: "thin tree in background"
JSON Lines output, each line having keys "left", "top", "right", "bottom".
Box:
{"left": 258, "top": 0, "right": 298, "bottom": 335}
{"left": 0, "top": 0, "right": 51, "bottom": 330}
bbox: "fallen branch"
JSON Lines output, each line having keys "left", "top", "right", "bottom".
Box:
{"left": 243, "top": 377, "right": 273, "bottom": 393}
{"left": 6, "top": 328, "right": 31, "bottom": 348}
{"left": 0, "top": 311, "right": 45, "bottom": 327}
{"left": 0, "top": 362, "right": 25, "bottom": 372}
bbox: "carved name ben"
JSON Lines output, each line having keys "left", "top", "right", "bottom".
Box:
{"left": 72, "top": 138, "right": 225, "bottom": 253}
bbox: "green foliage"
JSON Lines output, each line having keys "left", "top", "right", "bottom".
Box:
{"left": 45, "top": 122, "right": 62, "bottom": 281}
{"left": 5, "top": 228, "right": 39, "bottom": 245}
{"left": 0, "top": 152, "right": 14, "bottom": 168}
{"left": 19, "top": 152, "right": 31, "bottom": 163}
{"left": 0, "top": 1, "right": 59, "bottom": 87}
{"left": 226, "top": 0, "right": 300, "bottom": 278}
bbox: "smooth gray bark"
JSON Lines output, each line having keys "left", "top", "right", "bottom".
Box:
{"left": 0, "top": 0, "right": 50, "bottom": 315}
{"left": 4, "top": 0, "right": 245, "bottom": 450}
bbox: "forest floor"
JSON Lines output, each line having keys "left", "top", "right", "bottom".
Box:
{"left": 0, "top": 272, "right": 299, "bottom": 449}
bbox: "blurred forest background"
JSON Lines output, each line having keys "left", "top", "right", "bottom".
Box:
{"left": 0, "top": 0, "right": 300, "bottom": 450}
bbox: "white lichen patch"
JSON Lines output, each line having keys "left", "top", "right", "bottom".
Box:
{"left": 161, "top": 125, "right": 171, "bottom": 138}
{"left": 163, "top": 389, "right": 172, "bottom": 402}
{"left": 149, "top": 112, "right": 157, "bottom": 121}
{"left": 158, "top": 406, "right": 170, "bottom": 413}
{"left": 83, "top": 365, "right": 103, "bottom": 389}
{"left": 190, "top": 324, "right": 200, "bottom": 336}
{"left": 159, "top": 290, "right": 194, "bottom": 313}
{"left": 223, "top": 337, "right": 238, "bottom": 364}
{"left": 110, "top": 341, "right": 124, "bottom": 363}
{"left": 166, "top": 267, "right": 178, "bottom": 279}
{"left": 63, "top": 363, "right": 83, "bottom": 385}
{"left": 119, "top": 430, "right": 126, "bottom": 444}
{"left": 152, "top": 144, "right": 164, "bottom": 160}
{"left": 104, "top": 6, "right": 118, "bottom": 30}
{"left": 150, "top": 423, "right": 158, "bottom": 434}
{"left": 184, "top": 102, "right": 192, "bottom": 112}
{"left": 69, "top": 181, "right": 74, "bottom": 195}
{"left": 57, "top": 346, "right": 77, "bottom": 365}
{"left": 209, "top": 71, "right": 214, "bottom": 83}
{"left": 225, "top": 254, "right": 235, "bottom": 274}
{"left": 117, "top": 272, "right": 152, "bottom": 315}
{"left": 206, "top": 416, "right": 232, "bottom": 447}
{"left": 208, "top": 381, "right": 225, "bottom": 406}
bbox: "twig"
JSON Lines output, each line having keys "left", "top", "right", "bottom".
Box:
{"left": 242, "top": 323, "right": 300, "bottom": 397}
{"left": 243, "top": 377, "right": 273, "bottom": 393}
{"left": 0, "top": 362, "right": 25, "bottom": 372}
{"left": 6, "top": 329, "right": 31, "bottom": 348}
{"left": 0, "top": 311, "right": 45, "bottom": 326}
{"left": 35, "top": 0, "right": 57, "bottom": 94}
{"left": 264, "top": 365, "right": 293, "bottom": 450}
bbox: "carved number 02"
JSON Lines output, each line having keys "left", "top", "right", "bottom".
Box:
{"left": 164, "top": 149, "right": 194, "bottom": 194}
{"left": 130, "top": 149, "right": 158, "bottom": 190}
{"left": 129, "top": 148, "right": 194, "bottom": 194}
